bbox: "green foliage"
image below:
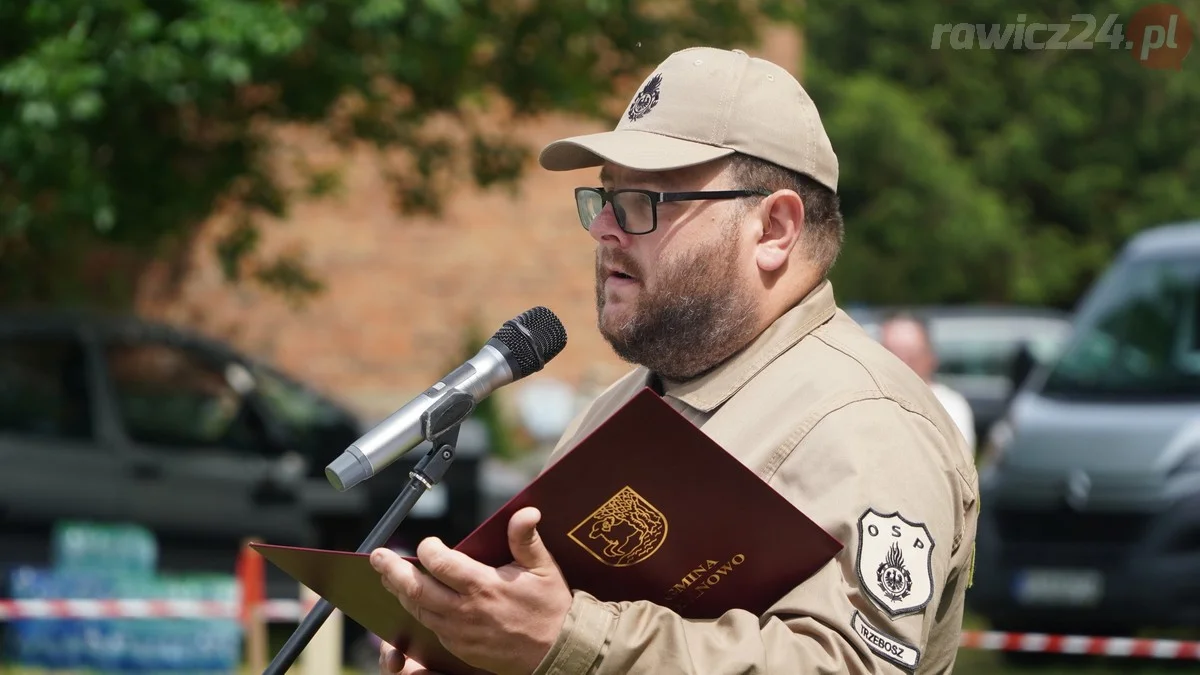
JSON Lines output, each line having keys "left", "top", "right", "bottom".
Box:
{"left": 9, "top": 0, "right": 1191, "bottom": 312}
{"left": 810, "top": 0, "right": 1200, "bottom": 309}
{"left": 0, "top": 0, "right": 803, "bottom": 308}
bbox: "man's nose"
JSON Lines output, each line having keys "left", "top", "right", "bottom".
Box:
{"left": 588, "top": 203, "right": 631, "bottom": 248}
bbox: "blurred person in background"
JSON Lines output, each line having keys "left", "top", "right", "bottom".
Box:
{"left": 879, "top": 312, "right": 976, "bottom": 452}
{"left": 373, "top": 46, "right": 978, "bottom": 675}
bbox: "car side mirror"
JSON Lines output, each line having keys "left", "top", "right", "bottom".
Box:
{"left": 1007, "top": 341, "right": 1037, "bottom": 393}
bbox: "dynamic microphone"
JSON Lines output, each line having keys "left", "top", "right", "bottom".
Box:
{"left": 324, "top": 306, "right": 568, "bottom": 492}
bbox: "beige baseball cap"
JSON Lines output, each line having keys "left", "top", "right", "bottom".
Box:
{"left": 538, "top": 46, "right": 839, "bottom": 192}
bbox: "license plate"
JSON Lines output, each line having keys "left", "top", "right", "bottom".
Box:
{"left": 1014, "top": 569, "right": 1104, "bottom": 607}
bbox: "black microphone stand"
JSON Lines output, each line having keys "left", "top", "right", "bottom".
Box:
{"left": 263, "top": 391, "right": 476, "bottom": 674}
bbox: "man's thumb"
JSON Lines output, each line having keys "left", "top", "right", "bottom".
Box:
{"left": 508, "top": 507, "right": 552, "bottom": 569}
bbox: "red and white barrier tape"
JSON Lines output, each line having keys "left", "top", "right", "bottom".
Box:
{"left": 960, "top": 630, "right": 1200, "bottom": 659}
{"left": 2, "top": 601, "right": 1199, "bottom": 660}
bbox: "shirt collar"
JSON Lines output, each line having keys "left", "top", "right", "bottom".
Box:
{"left": 656, "top": 280, "right": 838, "bottom": 412}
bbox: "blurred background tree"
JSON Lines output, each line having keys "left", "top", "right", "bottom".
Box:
{"left": 809, "top": 0, "right": 1200, "bottom": 310}
{"left": 0, "top": 0, "right": 802, "bottom": 309}
{"left": 4, "top": 1, "right": 1198, "bottom": 313}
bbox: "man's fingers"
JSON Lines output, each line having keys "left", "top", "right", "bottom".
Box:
{"left": 385, "top": 648, "right": 406, "bottom": 673}
{"left": 399, "top": 655, "right": 444, "bottom": 674}
{"left": 379, "top": 641, "right": 406, "bottom": 674}
{"left": 371, "top": 548, "right": 461, "bottom": 615}
{"left": 414, "top": 536, "right": 492, "bottom": 595}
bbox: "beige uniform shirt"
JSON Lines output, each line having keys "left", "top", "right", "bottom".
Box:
{"left": 531, "top": 281, "right": 979, "bottom": 675}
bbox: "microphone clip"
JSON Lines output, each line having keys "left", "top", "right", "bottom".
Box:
{"left": 420, "top": 389, "right": 477, "bottom": 443}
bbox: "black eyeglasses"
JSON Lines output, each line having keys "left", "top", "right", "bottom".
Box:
{"left": 574, "top": 187, "right": 771, "bottom": 235}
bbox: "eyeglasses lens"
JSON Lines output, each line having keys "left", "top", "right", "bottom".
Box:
{"left": 575, "top": 189, "right": 653, "bottom": 234}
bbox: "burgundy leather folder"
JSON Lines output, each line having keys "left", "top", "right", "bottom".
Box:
{"left": 254, "top": 387, "right": 842, "bottom": 674}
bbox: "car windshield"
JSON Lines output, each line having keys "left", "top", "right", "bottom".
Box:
{"left": 1041, "top": 255, "right": 1200, "bottom": 400}
{"left": 250, "top": 365, "right": 363, "bottom": 460}
{"left": 933, "top": 319, "right": 1069, "bottom": 378}
{"left": 852, "top": 313, "right": 1069, "bottom": 378}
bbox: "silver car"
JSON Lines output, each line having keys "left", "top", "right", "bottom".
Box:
{"left": 971, "top": 220, "right": 1200, "bottom": 637}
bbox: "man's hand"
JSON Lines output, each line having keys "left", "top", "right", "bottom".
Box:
{"left": 380, "top": 640, "right": 442, "bottom": 674}
{"left": 371, "top": 507, "right": 573, "bottom": 675}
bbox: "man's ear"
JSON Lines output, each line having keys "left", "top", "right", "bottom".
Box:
{"left": 755, "top": 190, "right": 805, "bottom": 273}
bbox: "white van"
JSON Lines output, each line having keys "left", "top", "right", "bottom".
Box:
{"left": 970, "top": 220, "right": 1200, "bottom": 638}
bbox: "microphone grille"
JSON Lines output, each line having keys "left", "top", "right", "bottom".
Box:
{"left": 492, "top": 306, "right": 568, "bottom": 378}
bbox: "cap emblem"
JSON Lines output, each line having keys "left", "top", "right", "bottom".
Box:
{"left": 626, "top": 73, "right": 662, "bottom": 122}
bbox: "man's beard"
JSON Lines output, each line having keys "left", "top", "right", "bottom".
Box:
{"left": 595, "top": 237, "right": 760, "bottom": 382}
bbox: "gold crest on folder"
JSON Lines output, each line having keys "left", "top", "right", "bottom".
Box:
{"left": 568, "top": 486, "right": 668, "bottom": 567}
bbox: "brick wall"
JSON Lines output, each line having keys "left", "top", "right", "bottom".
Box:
{"left": 133, "top": 30, "right": 803, "bottom": 423}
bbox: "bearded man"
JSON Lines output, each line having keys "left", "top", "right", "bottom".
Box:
{"left": 372, "top": 46, "right": 980, "bottom": 675}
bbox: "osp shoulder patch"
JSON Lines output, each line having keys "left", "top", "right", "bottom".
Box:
{"left": 856, "top": 508, "right": 935, "bottom": 617}
{"left": 852, "top": 611, "right": 921, "bottom": 671}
